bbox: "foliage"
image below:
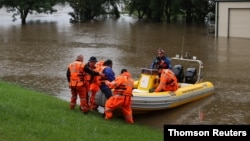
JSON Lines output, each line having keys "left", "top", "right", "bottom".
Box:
{"left": 0, "top": 0, "right": 216, "bottom": 24}
{"left": 125, "top": 0, "right": 215, "bottom": 24}
{"left": 108, "top": 0, "right": 121, "bottom": 18}
{"left": 192, "top": 0, "right": 211, "bottom": 23}
{"left": 68, "top": 0, "right": 105, "bottom": 23}
{"left": 125, "top": 0, "right": 151, "bottom": 20}
{"left": 0, "top": 0, "right": 66, "bottom": 25}
{"left": 149, "top": 0, "right": 165, "bottom": 22}
{"left": 68, "top": 0, "right": 121, "bottom": 23}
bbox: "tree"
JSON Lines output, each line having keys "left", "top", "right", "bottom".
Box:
{"left": 68, "top": 0, "right": 106, "bottom": 23}
{"left": 0, "top": 0, "right": 66, "bottom": 25}
{"left": 125, "top": 0, "right": 215, "bottom": 24}
{"left": 125, "top": 0, "right": 151, "bottom": 20}
{"left": 68, "top": 0, "right": 122, "bottom": 23}
{"left": 150, "top": 0, "right": 165, "bottom": 22}
{"left": 164, "top": 0, "right": 172, "bottom": 23}
{"left": 107, "top": 0, "right": 121, "bottom": 18}
{"left": 192, "top": 0, "right": 212, "bottom": 23}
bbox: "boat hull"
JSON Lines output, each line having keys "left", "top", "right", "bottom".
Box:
{"left": 131, "top": 81, "right": 214, "bottom": 113}
{"left": 94, "top": 81, "right": 214, "bottom": 114}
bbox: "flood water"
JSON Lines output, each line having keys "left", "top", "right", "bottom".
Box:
{"left": 1, "top": 5, "right": 250, "bottom": 131}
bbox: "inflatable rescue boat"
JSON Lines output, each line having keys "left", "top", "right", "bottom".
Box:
{"left": 94, "top": 56, "right": 215, "bottom": 114}
{"left": 131, "top": 56, "right": 215, "bottom": 113}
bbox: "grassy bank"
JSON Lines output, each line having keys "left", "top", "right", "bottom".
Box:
{"left": 0, "top": 81, "right": 163, "bottom": 141}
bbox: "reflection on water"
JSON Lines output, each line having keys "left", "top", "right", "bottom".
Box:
{"left": 0, "top": 5, "right": 250, "bottom": 131}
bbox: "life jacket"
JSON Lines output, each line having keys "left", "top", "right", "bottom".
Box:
{"left": 158, "top": 59, "right": 166, "bottom": 68}
{"left": 153, "top": 56, "right": 172, "bottom": 69}
{"left": 109, "top": 72, "right": 134, "bottom": 96}
{"left": 90, "top": 60, "right": 104, "bottom": 89}
{"left": 68, "top": 61, "right": 86, "bottom": 87}
{"left": 96, "top": 60, "right": 105, "bottom": 70}
{"left": 162, "top": 69, "right": 177, "bottom": 85}
{"left": 155, "top": 69, "right": 178, "bottom": 92}
{"left": 99, "top": 65, "right": 108, "bottom": 83}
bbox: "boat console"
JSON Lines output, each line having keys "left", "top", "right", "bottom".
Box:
{"left": 136, "top": 68, "right": 159, "bottom": 91}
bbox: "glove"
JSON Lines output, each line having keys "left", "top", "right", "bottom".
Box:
{"left": 149, "top": 88, "right": 155, "bottom": 93}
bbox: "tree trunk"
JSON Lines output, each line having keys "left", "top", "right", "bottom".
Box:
{"left": 21, "top": 18, "right": 26, "bottom": 25}
{"left": 20, "top": 9, "right": 29, "bottom": 25}
{"left": 165, "top": 0, "right": 171, "bottom": 23}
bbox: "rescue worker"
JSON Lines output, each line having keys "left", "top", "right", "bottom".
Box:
{"left": 89, "top": 59, "right": 105, "bottom": 110}
{"left": 66, "top": 55, "right": 101, "bottom": 114}
{"left": 99, "top": 59, "right": 115, "bottom": 99}
{"left": 104, "top": 69, "right": 134, "bottom": 124}
{"left": 151, "top": 48, "right": 172, "bottom": 70}
{"left": 149, "top": 69, "right": 178, "bottom": 92}
{"left": 84, "top": 56, "right": 100, "bottom": 110}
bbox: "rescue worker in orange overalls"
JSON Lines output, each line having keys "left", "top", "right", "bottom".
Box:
{"left": 84, "top": 56, "right": 101, "bottom": 110}
{"left": 104, "top": 69, "right": 134, "bottom": 124}
{"left": 89, "top": 59, "right": 104, "bottom": 110}
{"left": 150, "top": 69, "right": 178, "bottom": 92}
{"left": 66, "top": 55, "right": 100, "bottom": 113}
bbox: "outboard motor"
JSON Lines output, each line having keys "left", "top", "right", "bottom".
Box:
{"left": 185, "top": 68, "right": 197, "bottom": 84}
{"left": 172, "top": 65, "right": 184, "bottom": 83}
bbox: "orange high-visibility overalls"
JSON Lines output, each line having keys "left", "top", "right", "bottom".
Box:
{"left": 155, "top": 69, "right": 178, "bottom": 92}
{"left": 89, "top": 60, "right": 104, "bottom": 110}
{"left": 104, "top": 72, "right": 134, "bottom": 123}
{"left": 68, "top": 61, "right": 89, "bottom": 113}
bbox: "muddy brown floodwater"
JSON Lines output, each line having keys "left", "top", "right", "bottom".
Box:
{"left": 0, "top": 4, "right": 250, "bottom": 132}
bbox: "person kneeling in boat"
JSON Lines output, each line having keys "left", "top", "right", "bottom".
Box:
{"left": 149, "top": 68, "right": 178, "bottom": 93}
{"left": 104, "top": 69, "right": 134, "bottom": 124}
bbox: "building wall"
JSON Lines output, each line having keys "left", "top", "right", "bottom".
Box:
{"left": 216, "top": 2, "right": 250, "bottom": 38}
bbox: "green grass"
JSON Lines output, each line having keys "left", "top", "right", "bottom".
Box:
{"left": 0, "top": 81, "right": 163, "bottom": 141}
